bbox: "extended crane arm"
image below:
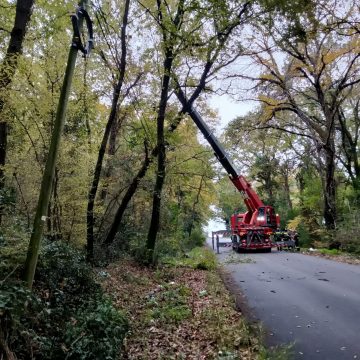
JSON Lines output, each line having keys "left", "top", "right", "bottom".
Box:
{"left": 175, "top": 87, "right": 264, "bottom": 212}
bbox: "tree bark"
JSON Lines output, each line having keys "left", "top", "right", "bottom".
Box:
{"left": 103, "top": 142, "right": 151, "bottom": 244}
{"left": 281, "top": 164, "right": 293, "bottom": 211}
{"left": 145, "top": 0, "right": 186, "bottom": 264}
{"left": 86, "top": 0, "right": 130, "bottom": 262}
{"left": 187, "top": 175, "right": 204, "bottom": 238}
{"left": 323, "top": 143, "right": 337, "bottom": 229}
{"left": 146, "top": 54, "right": 173, "bottom": 261}
{"left": 0, "top": 0, "right": 35, "bottom": 223}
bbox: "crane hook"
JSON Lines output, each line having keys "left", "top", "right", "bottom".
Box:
{"left": 71, "top": 6, "right": 94, "bottom": 57}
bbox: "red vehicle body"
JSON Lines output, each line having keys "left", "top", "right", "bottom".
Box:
{"left": 229, "top": 176, "right": 279, "bottom": 252}
{"left": 176, "top": 88, "right": 280, "bottom": 252}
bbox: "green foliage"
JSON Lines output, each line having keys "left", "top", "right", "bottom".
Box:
{"left": 145, "top": 284, "right": 192, "bottom": 325}
{"left": 188, "top": 247, "right": 217, "bottom": 270}
{"left": 296, "top": 223, "right": 312, "bottom": 247}
{"left": 258, "top": 344, "right": 294, "bottom": 360}
{"left": 0, "top": 219, "right": 33, "bottom": 299}
{"left": 0, "top": 283, "right": 34, "bottom": 327}
{"left": 318, "top": 248, "right": 341, "bottom": 256}
{"left": 36, "top": 242, "right": 101, "bottom": 310}
{"left": 0, "top": 242, "right": 128, "bottom": 359}
{"left": 216, "top": 177, "right": 245, "bottom": 222}
{"left": 187, "top": 226, "right": 206, "bottom": 248}
{"left": 64, "top": 299, "right": 128, "bottom": 360}
{"left": 0, "top": 186, "right": 16, "bottom": 215}
{"left": 160, "top": 246, "right": 217, "bottom": 270}
{"left": 334, "top": 213, "right": 360, "bottom": 254}
{"left": 155, "top": 235, "right": 184, "bottom": 259}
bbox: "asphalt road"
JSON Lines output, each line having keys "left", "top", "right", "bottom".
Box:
{"left": 216, "top": 246, "right": 360, "bottom": 360}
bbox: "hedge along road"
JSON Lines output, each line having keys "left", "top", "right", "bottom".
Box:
{"left": 215, "top": 245, "right": 360, "bottom": 359}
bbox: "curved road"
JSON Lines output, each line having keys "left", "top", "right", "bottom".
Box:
{"left": 216, "top": 247, "right": 360, "bottom": 359}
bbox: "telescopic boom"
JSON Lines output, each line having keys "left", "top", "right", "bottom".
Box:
{"left": 175, "top": 87, "right": 265, "bottom": 212}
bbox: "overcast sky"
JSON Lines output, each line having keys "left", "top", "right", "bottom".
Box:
{"left": 209, "top": 94, "right": 256, "bottom": 130}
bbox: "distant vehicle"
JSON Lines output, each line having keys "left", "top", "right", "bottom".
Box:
{"left": 274, "top": 230, "right": 300, "bottom": 251}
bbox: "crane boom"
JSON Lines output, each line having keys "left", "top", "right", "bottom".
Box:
{"left": 175, "top": 87, "right": 280, "bottom": 252}
{"left": 175, "top": 88, "right": 264, "bottom": 212}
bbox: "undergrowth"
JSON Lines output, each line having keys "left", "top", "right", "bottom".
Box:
{"left": 0, "top": 241, "right": 128, "bottom": 359}
{"left": 161, "top": 246, "right": 217, "bottom": 270}
{"left": 318, "top": 248, "right": 341, "bottom": 255}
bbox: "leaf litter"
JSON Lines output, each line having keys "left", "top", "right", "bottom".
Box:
{"left": 100, "top": 259, "right": 263, "bottom": 359}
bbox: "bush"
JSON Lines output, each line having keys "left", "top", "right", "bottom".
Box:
{"left": 186, "top": 227, "right": 206, "bottom": 249}
{"left": 334, "top": 216, "right": 360, "bottom": 254}
{"left": 64, "top": 299, "right": 128, "bottom": 360}
{"left": 188, "top": 247, "right": 217, "bottom": 270}
{"left": 297, "top": 223, "right": 312, "bottom": 247}
{"left": 0, "top": 242, "right": 129, "bottom": 359}
{"left": 154, "top": 235, "right": 183, "bottom": 259}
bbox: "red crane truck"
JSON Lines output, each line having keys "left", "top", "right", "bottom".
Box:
{"left": 176, "top": 88, "right": 280, "bottom": 252}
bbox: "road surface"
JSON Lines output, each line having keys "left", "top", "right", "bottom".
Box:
{"left": 216, "top": 246, "right": 360, "bottom": 359}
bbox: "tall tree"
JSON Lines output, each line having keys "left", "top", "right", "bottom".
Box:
{"left": 103, "top": 0, "right": 252, "bottom": 248}
{"left": 243, "top": 0, "right": 360, "bottom": 229}
{"left": 86, "top": 0, "right": 132, "bottom": 261}
{"left": 0, "top": 0, "right": 35, "bottom": 223}
{"left": 145, "top": 0, "right": 185, "bottom": 263}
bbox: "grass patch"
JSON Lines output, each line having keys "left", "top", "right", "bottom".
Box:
{"left": 161, "top": 246, "right": 217, "bottom": 270}
{"left": 318, "top": 248, "right": 341, "bottom": 255}
{"left": 259, "top": 344, "right": 294, "bottom": 360}
{"left": 201, "top": 272, "right": 255, "bottom": 353}
{"left": 145, "top": 283, "right": 192, "bottom": 325}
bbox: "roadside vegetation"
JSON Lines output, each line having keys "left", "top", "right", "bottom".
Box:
{"left": 1, "top": 0, "right": 360, "bottom": 359}
{"left": 302, "top": 248, "right": 360, "bottom": 266}
{"left": 1, "top": 236, "right": 288, "bottom": 359}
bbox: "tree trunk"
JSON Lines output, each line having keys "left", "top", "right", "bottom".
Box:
{"left": 103, "top": 143, "right": 151, "bottom": 244}
{"left": 323, "top": 144, "right": 337, "bottom": 229}
{"left": 102, "top": 112, "right": 186, "bottom": 246}
{"left": 0, "top": 0, "right": 35, "bottom": 223}
{"left": 145, "top": 1, "right": 187, "bottom": 264}
{"left": 146, "top": 55, "right": 173, "bottom": 263}
{"left": 188, "top": 176, "right": 204, "bottom": 238}
{"left": 86, "top": 0, "right": 130, "bottom": 262}
{"left": 282, "top": 168, "right": 293, "bottom": 211}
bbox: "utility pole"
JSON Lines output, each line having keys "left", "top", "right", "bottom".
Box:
{"left": 23, "top": 1, "right": 93, "bottom": 289}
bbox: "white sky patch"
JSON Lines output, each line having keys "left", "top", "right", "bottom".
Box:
{"left": 209, "top": 94, "right": 256, "bottom": 130}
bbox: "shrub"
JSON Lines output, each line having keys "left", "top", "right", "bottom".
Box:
{"left": 188, "top": 247, "right": 217, "bottom": 270}
{"left": 64, "top": 299, "right": 128, "bottom": 360}
{"left": 0, "top": 242, "right": 129, "bottom": 359}
{"left": 186, "top": 227, "right": 206, "bottom": 249}
{"left": 36, "top": 241, "right": 101, "bottom": 308}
